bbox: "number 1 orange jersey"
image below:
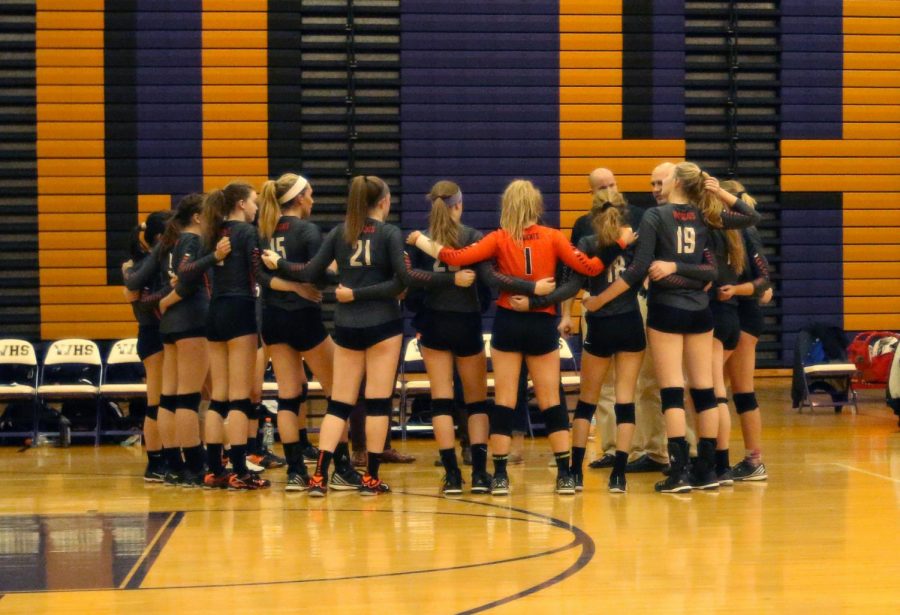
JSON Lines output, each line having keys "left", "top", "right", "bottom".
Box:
{"left": 438, "top": 224, "right": 610, "bottom": 315}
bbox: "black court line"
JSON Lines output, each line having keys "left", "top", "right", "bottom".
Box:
{"left": 124, "top": 512, "right": 184, "bottom": 589}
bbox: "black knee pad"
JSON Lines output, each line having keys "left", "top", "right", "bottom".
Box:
{"left": 690, "top": 388, "right": 718, "bottom": 413}
{"left": 431, "top": 398, "right": 454, "bottom": 418}
{"left": 146, "top": 404, "right": 159, "bottom": 421}
{"left": 253, "top": 403, "right": 269, "bottom": 420}
{"left": 326, "top": 399, "right": 354, "bottom": 421}
{"left": 465, "top": 400, "right": 489, "bottom": 416}
{"left": 733, "top": 392, "right": 758, "bottom": 414}
{"left": 489, "top": 404, "right": 513, "bottom": 437}
{"left": 176, "top": 392, "right": 202, "bottom": 413}
{"left": 159, "top": 394, "right": 177, "bottom": 412}
{"left": 229, "top": 398, "right": 254, "bottom": 418}
{"left": 660, "top": 387, "right": 684, "bottom": 412}
{"left": 277, "top": 395, "right": 303, "bottom": 415}
{"left": 543, "top": 404, "right": 570, "bottom": 434}
{"left": 365, "top": 397, "right": 393, "bottom": 417}
{"left": 208, "top": 399, "right": 228, "bottom": 419}
{"left": 574, "top": 400, "right": 596, "bottom": 422}
{"left": 614, "top": 402, "right": 636, "bottom": 425}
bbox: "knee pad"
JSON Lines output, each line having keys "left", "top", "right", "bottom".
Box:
{"left": 159, "top": 394, "right": 177, "bottom": 412}
{"left": 326, "top": 399, "right": 354, "bottom": 421}
{"left": 489, "top": 404, "right": 513, "bottom": 437}
{"left": 689, "top": 388, "right": 718, "bottom": 413}
{"left": 660, "top": 387, "right": 684, "bottom": 412}
{"left": 543, "top": 404, "right": 570, "bottom": 434}
{"left": 431, "top": 398, "right": 454, "bottom": 418}
{"left": 716, "top": 397, "right": 728, "bottom": 406}
{"left": 574, "top": 400, "right": 596, "bottom": 422}
{"left": 365, "top": 397, "right": 393, "bottom": 417}
{"left": 176, "top": 392, "right": 202, "bottom": 413}
{"left": 465, "top": 400, "right": 489, "bottom": 416}
{"left": 277, "top": 395, "right": 303, "bottom": 415}
{"left": 614, "top": 402, "right": 636, "bottom": 425}
{"left": 733, "top": 392, "right": 758, "bottom": 414}
{"left": 208, "top": 399, "right": 229, "bottom": 419}
{"left": 229, "top": 398, "right": 254, "bottom": 418}
{"left": 146, "top": 404, "right": 159, "bottom": 421}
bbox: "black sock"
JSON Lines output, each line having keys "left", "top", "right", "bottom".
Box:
{"left": 554, "top": 451, "right": 571, "bottom": 478}
{"left": 299, "top": 428, "right": 311, "bottom": 448}
{"left": 471, "top": 443, "right": 488, "bottom": 474}
{"left": 182, "top": 445, "right": 204, "bottom": 474}
{"left": 613, "top": 450, "right": 629, "bottom": 475}
{"left": 147, "top": 449, "right": 163, "bottom": 471}
{"left": 439, "top": 448, "right": 458, "bottom": 473}
{"left": 283, "top": 442, "right": 301, "bottom": 474}
{"left": 163, "top": 447, "right": 184, "bottom": 472}
{"left": 697, "top": 438, "right": 717, "bottom": 475}
{"left": 315, "top": 450, "right": 333, "bottom": 478}
{"left": 206, "top": 443, "right": 224, "bottom": 475}
{"left": 716, "top": 448, "right": 730, "bottom": 474}
{"left": 229, "top": 444, "right": 248, "bottom": 476}
{"left": 571, "top": 446, "right": 586, "bottom": 474}
{"left": 493, "top": 454, "right": 508, "bottom": 478}
{"left": 247, "top": 435, "right": 259, "bottom": 455}
{"left": 667, "top": 437, "right": 688, "bottom": 473}
{"left": 367, "top": 451, "right": 382, "bottom": 479}
{"left": 334, "top": 442, "right": 351, "bottom": 470}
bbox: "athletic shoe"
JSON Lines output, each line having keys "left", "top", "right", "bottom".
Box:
{"left": 588, "top": 453, "right": 615, "bottom": 469}
{"left": 731, "top": 459, "right": 768, "bottom": 482}
{"left": 301, "top": 444, "right": 320, "bottom": 464}
{"left": 655, "top": 471, "right": 693, "bottom": 494}
{"left": 380, "top": 448, "right": 416, "bottom": 464}
{"left": 203, "top": 472, "right": 229, "bottom": 490}
{"left": 608, "top": 472, "right": 627, "bottom": 494}
{"left": 556, "top": 474, "right": 576, "bottom": 495}
{"left": 180, "top": 470, "right": 204, "bottom": 489}
{"left": 690, "top": 469, "right": 719, "bottom": 491}
{"left": 248, "top": 451, "right": 286, "bottom": 470}
{"left": 441, "top": 469, "right": 463, "bottom": 496}
{"left": 471, "top": 471, "right": 492, "bottom": 494}
{"left": 245, "top": 472, "right": 271, "bottom": 489}
{"left": 330, "top": 466, "right": 363, "bottom": 491}
{"left": 359, "top": 474, "right": 391, "bottom": 496}
{"left": 573, "top": 472, "right": 584, "bottom": 492}
{"left": 246, "top": 458, "right": 265, "bottom": 473}
{"left": 308, "top": 473, "right": 327, "bottom": 497}
{"left": 285, "top": 471, "right": 309, "bottom": 492}
{"left": 625, "top": 454, "right": 669, "bottom": 473}
{"left": 717, "top": 467, "right": 734, "bottom": 487}
{"left": 227, "top": 473, "right": 254, "bottom": 491}
{"left": 144, "top": 467, "right": 165, "bottom": 483}
{"left": 490, "top": 474, "right": 510, "bottom": 496}
{"left": 163, "top": 470, "right": 184, "bottom": 487}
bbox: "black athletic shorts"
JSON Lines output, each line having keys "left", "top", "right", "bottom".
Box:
{"left": 646, "top": 303, "right": 714, "bottom": 335}
{"left": 711, "top": 301, "right": 741, "bottom": 351}
{"left": 491, "top": 307, "right": 559, "bottom": 356}
{"left": 206, "top": 296, "right": 258, "bottom": 343}
{"left": 137, "top": 325, "right": 163, "bottom": 360}
{"left": 333, "top": 319, "right": 403, "bottom": 351}
{"left": 414, "top": 309, "right": 484, "bottom": 358}
{"left": 583, "top": 311, "right": 647, "bottom": 358}
{"left": 161, "top": 327, "right": 206, "bottom": 345}
{"left": 737, "top": 299, "right": 765, "bottom": 338}
{"left": 261, "top": 305, "right": 329, "bottom": 352}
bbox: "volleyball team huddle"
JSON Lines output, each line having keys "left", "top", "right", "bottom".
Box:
{"left": 124, "top": 160, "right": 771, "bottom": 497}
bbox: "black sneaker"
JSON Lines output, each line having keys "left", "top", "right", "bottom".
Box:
{"left": 471, "top": 471, "right": 492, "bottom": 494}
{"left": 587, "top": 453, "right": 615, "bottom": 469}
{"left": 690, "top": 469, "right": 719, "bottom": 490}
{"left": 308, "top": 473, "right": 327, "bottom": 497}
{"left": 302, "top": 444, "right": 320, "bottom": 465}
{"left": 717, "top": 467, "right": 734, "bottom": 486}
{"left": 144, "top": 466, "right": 165, "bottom": 483}
{"left": 286, "top": 471, "right": 309, "bottom": 492}
{"left": 573, "top": 472, "right": 584, "bottom": 492}
{"left": 442, "top": 469, "right": 463, "bottom": 496}
{"left": 180, "top": 470, "right": 204, "bottom": 489}
{"left": 625, "top": 454, "right": 668, "bottom": 473}
{"left": 556, "top": 474, "right": 576, "bottom": 495}
{"left": 490, "top": 474, "right": 510, "bottom": 496}
{"left": 655, "top": 471, "right": 693, "bottom": 493}
{"left": 164, "top": 470, "right": 184, "bottom": 487}
{"left": 330, "top": 465, "right": 363, "bottom": 491}
{"left": 732, "top": 459, "right": 767, "bottom": 481}
{"left": 360, "top": 474, "right": 391, "bottom": 496}
{"left": 608, "top": 472, "right": 627, "bottom": 494}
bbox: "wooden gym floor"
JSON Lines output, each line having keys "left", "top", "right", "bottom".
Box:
{"left": 0, "top": 378, "right": 898, "bottom": 614}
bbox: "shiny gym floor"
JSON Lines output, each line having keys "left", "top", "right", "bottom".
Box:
{"left": 1, "top": 378, "right": 899, "bottom": 614}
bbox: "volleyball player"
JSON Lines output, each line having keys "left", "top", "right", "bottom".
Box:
{"left": 586, "top": 163, "right": 761, "bottom": 493}
{"left": 409, "top": 179, "right": 621, "bottom": 496}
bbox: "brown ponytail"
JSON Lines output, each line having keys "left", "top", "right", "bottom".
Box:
{"left": 345, "top": 175, "right": 387, "bottom": 245}
{"left": 202, "top": 181, "right": 253, "bottom": 249}
{"left": 590, "top": 187, "right": 629, "bottom": 247}
{"left": 160, "top": 193, "right": 204, "bottom": 255}
{"left": 427, "top": 180, "right": 461, "bottom": 248}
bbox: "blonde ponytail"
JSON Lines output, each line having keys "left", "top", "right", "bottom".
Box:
{"left": 258, "top": 180, "right": 280, "bottom": 241}
{"left": 590, "top": 187, "right": 629, "bottom": 247}
{"left": 427, "top": 180, "right": 461, "bottom": 248}
{"left": 499, "top": 179, "right": 543, "bottom": 244}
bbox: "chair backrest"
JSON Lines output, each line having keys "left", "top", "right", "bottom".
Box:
{"left": 106, "top": 339, "right": 140, "bottom": 366}
{"left": 104, "top": 338, "right": 145, "bottom": 385}
{"left": 403, "top": 337, "right": 424, "bottom": 363}
{"left": 482, "top": 333, "right": 492, "bottom": 359}
{"left": 42, "top": 339, "right": 102, "bottom": 386}
{"left": 0, "top": 339, "right": 38, "bottom": 388}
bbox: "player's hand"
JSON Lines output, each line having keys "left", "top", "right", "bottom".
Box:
{"left": 717, "top": 285, "right": 736, "bottom": 301}
{"left": 261, "top": 250, "right": 280, "bottom": 270}
{"left": 582, "top": 295, "right": 605, "bottom": 312}
{"left": 557, "top": 314, "right": 573, "bottom": 337}
{"left": 121, "top": 259, "right": 134, "bottom": 275}
{"left": 704, "top": 176, "right": 721, "bottom": 194}
{"left": 214, "top": 237, "right": 232, "bottom": 261}
{"left": 534, "top": 277, "right": 556, "bottom": 296}
{"left": 618, "top": 226, "right": 637, "bottom": 246}
{"left": 335, "top": 284, "right": 354, "bottom": 303}
{"left": 648, "top": 260, "right": 677, "bottom": 281}
{"left": 509, "top": 295, "right": 530, "bottom": 312}
{"left": 406, "top": 230, "right": 422, "bottom": 246}
{"left": 294, "top": 282, "right": 322, "bottom": 303}
{"left": 760, "top": 287, "right": 774, "bottom": 305}
{"left": 454, "top": 269, "right": 476, "bottom": 287}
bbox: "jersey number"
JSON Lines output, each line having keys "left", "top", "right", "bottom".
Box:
{"left": 350, "top": 239, "right": 372, "bottom": 267}
{"left": 607, "top": 255, "right": 626, "bottom": 283}
{"left": 270, "top": 237, "right": 286, "bottom": 259}
{"left": 433, "top": 260, "right": 459, "bottom": 273}
{"left": 523, "top": 247, "right": 533, "bottom": 275}
{"left": 677, "top": 227, "right": 696, "bottom": 254}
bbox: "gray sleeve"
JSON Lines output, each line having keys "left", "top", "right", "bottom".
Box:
{"left": 721, "top": 198, "right": 762, "bottom": 230}
{"left": 529, "top": 268, "right": 586, "bottom": 309}
{"left": 123, "top": 244, "right": 161, "bottom": 290}
{"left": 352, "top": 275, "right": 406, "bottom": 301}
{"left": 277, "top": 226, "right": 337, "bottom": 282}
{"left": 674, "top": 247, "right": 718, "bottom": 281}
{"left": 620, "top": 209, "right": 659, "bottom": 287}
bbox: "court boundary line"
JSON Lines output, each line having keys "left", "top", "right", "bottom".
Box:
{"left": 830, "top": 462, "right": 900, "bottom": 484}
{"left": 118, "top": 511, "right": 183, "bottom": 589}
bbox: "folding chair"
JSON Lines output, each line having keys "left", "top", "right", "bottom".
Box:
{"left": 0, "top": 339, "right": 39, "bottom": 442}
{"left": 799, "top": 364, "right": 859, "bottom": 414}
{"left": 37, "top": 339, "right": 102, "bottom": 445}
{"left": 98, "top": 338, "right": 146, "bottom": 439}
{"left": 397, "top": 337, "right": 431, "bottom": 440}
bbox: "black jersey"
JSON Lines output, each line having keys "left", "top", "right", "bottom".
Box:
{"left": 208, "top": 220, "right": 257, "bottom": 300}
{"left": 257, "top": 216, "right": 323, "bottom": 311}
{"left": 407, "top": 225, "right": 536, "bottom": 313}
{"left": 621, "top": 199, "right": 760, "bottom": 311}
{"left": 708, "top": 229, "right": 741, "bottom": 305}
{"left": 123, "top": 247, "right": 163, "bottom": 327}
{"left": 159, "top": 232, "right": 210, "bottom": 335}
{"left": 738, "top": 226, "right": 772, "bottom": 301}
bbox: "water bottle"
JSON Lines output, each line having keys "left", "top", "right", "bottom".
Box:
{"left": 262, "top": 417, "right": 275, "bottom": 452}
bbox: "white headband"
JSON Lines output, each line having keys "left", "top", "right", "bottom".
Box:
{"left": 278, "top": 175, "right": 309, "bottom": 205}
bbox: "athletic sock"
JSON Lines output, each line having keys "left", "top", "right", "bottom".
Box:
{"left": 182, "top": 445, "right": 204, "bottom": 474}
{"left": 613, "top": 450, "right": 629, "bottom": 476}
{"left": 163, "top": 447, "right": 184, "bottom": 472}
{"left": 439, "top": 448, "right": 459, "bottom": 473}
{"left": 334, "top": 442, "right": 351, "bottom": 471}
{"left": 299, "top": 428, "right": 311, "bottom": 448}
{"left": 554, "top": 451, "right": 571, "bottom": 478}
{"left": 247, "top": 435, "right": 259, "bottom": 456}
{"left": 206, "top": 443, "right": 224, "bottom": 475}
{"left": 716, "top": 449, "right": 731, "bottom": 474}
{"left": 147, "top": 450, "right": 163, "bottom": 471}
{"left": 747, "top": 448, "right": 762, "bottom": 466}
{"left": 571, "top": 446, "right": 586, "bottom": 474}
{"left": 229, "top": 444, "right": 249, "bottom": 476}
{"left": 471, "top": 443, "right": 488, "bottom": 474}
{"left": 367, "top": 452, "right": 382, "bottom": 480}
{"left": 492, "top": 454, "right": 508, "bottom": 478}
{"left": 283, "top": 442, "right": 301, "bottom": 474}
{"left": 315, "top": 450, "right": 333, "bottom": 478}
